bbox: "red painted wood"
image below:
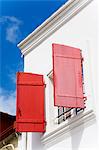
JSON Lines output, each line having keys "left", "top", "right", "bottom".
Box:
{"left": 52, "top": 44, "right": 84, "bottom": 108}
{"left": 16, "top": 72, "right": 46, "bottom": 132}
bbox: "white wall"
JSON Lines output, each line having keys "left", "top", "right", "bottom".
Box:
{"left": 23, "top": 0, "right": 99, "bottom": 149}
{"left": 48, "top": 120, "right": 98, "bottom": 150}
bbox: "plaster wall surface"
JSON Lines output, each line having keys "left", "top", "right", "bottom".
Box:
{"left": 19, "top": 0, "right": 99, "bottom": 149}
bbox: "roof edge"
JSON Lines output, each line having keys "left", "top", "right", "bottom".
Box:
{"left": 17, "top": 0, "right": 73, "bottom": 48}
{"left": 18, "top": 0, "right": 93, "bottom": 56}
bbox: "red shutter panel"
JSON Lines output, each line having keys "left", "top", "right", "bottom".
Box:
{"left": 52, "top": 44, "right": 84, "bottom": 108}
{"left": 16, "top": 72, "right": 46, "bottom": 132}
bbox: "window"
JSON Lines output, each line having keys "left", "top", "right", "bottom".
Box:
{"left": 47, "top": 44, "right": 86, "bottom": 125}
{"left": 57, "top": 107, "right": 72, "bottom": 124}
{"left": 57, "top": 107, "right": 85, "bottom": 124}
{"left": 48, "top": 70, "right": 86, "bottom": 124}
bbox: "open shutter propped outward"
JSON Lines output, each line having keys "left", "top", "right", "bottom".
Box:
{"left": 52, "top": 44, "right": 84, "bottom": 108}
{"left": 16, "top": 72, "right": 46, "bottom": 132}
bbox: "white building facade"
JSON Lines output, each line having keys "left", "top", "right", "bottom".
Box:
{"left": 17, "top": 0, "right": 99, "bottom": 149}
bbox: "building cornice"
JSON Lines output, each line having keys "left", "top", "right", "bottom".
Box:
{"left": 41, "top": 110, "right": 95, "bottom": 148}
{"left": 17, "top": 0, "right": 93, "bottom": 56}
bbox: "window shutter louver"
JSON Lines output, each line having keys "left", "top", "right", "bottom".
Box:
{"left": 52, "top": 44, "right": 85, "bottom": 108}
{"left": 16, "top": 72, "right": 46, "bottom": 132}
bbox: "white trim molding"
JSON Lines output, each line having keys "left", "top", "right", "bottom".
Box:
{"left": 41, "top": 110, "right": 95, "bottom": 147}
{"left": 17, "top": 0, "right": 93, "bottom": 56}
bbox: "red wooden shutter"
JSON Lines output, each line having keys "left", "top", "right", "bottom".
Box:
{"left": 16, "top": 72, "right": 46, "bottom": 132}
{"left": 52, "top": 44, "right": 84, "bottom": 108}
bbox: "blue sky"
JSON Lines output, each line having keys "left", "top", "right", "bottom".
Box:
{"left": 0, "top": 0, "right": 68, "bottom": 115}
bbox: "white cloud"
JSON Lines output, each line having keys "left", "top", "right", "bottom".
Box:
{"left": 6, "top": 24, "right": 21, "bottom": 44}
{"left": 0, "top": 16, "right": 22, "bottom": 25}
{"left": 0, "top": 16, "right": 22, "bottom": 44}
{"left": 0, "top": 88, "right": 16, "bottom": 115}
